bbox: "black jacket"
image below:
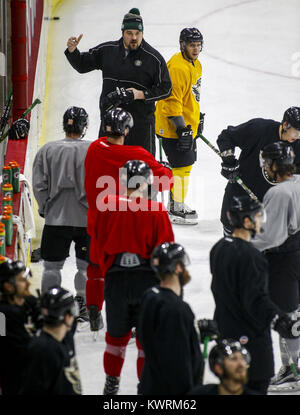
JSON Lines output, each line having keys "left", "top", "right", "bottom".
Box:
{"left": 217, "top": 118, "right": 300, "bottom": 202}
{"left": 65, "top": 38, "right": 172, "bottom": 121}
{"left": 21, "top": 323, "right": 81, "bottom": 395}
{"left": 137, "top": 286, "right": 204, "bottom": 395}
{"left": 210, "top": 237, "right": 280, "bottom": 381}
{"left": 0, "top": 296, "right": 41, "bottom": 394}
{"left": 188, "top": 383, "right": 260, "bottom": 395}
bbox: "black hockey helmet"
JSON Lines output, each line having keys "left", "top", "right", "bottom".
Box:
{"left": 40, "top": 286, "right": 78, "bottom": 325}
{"left": 209, "top": 339, "right": 251, "bottom": 378}
{"left": 63, "top": 106, "right": 88, "bottom": 137}
{"left": 227, "top": 195, "right": 264, "bottom": 229}
{"left": 180, "top": 27, "right": 203, "bottom": 45}
{"left": 260, "top": 141, "right": 295, "bottom": 184}
{"left": 282, "top": 107, "right": 300, "bottom": 130}
{"left": 260, "top": 141, "right": 295, "bottom": 168}
{"left": 0, "top": 259, "right": 30, "bottom": 291}
{"left": 104, "top": 108, "right": 134, "bottom": 137}
{"left": 151, "top": 242, "right": 190, "bottom": 277}
{"left": 120, "top": 159, "right": 153, "bottom": 189}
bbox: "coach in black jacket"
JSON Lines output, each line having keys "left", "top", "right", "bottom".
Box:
{"left": 65, "top": 8, "right": 172, "bottom": 156}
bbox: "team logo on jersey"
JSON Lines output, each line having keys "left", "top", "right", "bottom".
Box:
{"left": 134, "top": 59, "right": 142, "bottom": 67}
{"left": 239, "top": 335, "right": 249, "bottom": 345}
{"left": 192, "top": 78, "right": 201, "bottom": 103}
{"left": 64, "top": 356, "right": 82, "bottom": 394}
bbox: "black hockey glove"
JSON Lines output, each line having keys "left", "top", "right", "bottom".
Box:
{"left": 272, "top": 313, "right": 300, "bottom": 339}
{"left": 8, "top": 118, "right": 30, "bottom": 140}
{"left": 104, "top": 87, "right": 134, "bottom": 110}
{"left": 159, "top": 161, "right": 172, "bottom": 171}
{"left": 197, "top": 112, "right": 205, "bottom": 136}
{"left": 197, "top": 319, "right": 220, "bottom": 342}
{"left": 221, "top": 155, "right": 240, "bottom": 183}
{"left": 176, "top": 125, "right": 193, "bottom": 152}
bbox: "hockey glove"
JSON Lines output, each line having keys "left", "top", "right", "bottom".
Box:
{"left": 197, "top": 112, "right": 205, "bottom": 136}
{"left": 197, "top": 318, "right": 220, "bottom": 342}
{"left": 221, "top": 155, "right": 240, "bottom": 183}
{"left": 8, "top": 118, "right": 30, "bottom": 140}
{"left": 104, "top": 87, "right": 134, "bottom": 110}
{"left": 176, "top": 125, "right": 194, "bottom": 152}
{"left": 272, "top": 313, "right": 300, "bottom": 339}
{"left": 159, "top": 161, "right": 172, "bottom": 171}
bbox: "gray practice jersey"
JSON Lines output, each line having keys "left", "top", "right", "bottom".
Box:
{"left": 252, "top": 175, "right": 300, "bottom": 251}
{"left": 32, "top": 138, "right": 91, "bottom": 227}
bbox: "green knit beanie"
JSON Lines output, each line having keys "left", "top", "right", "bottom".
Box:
{"left": 121, "top": 8, "right": 143, "bottom": 32}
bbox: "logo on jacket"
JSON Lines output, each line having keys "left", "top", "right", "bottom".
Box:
{"left": 192, "top": 78, "right": 201, "bottom": 103}
{"left": 64, "top": 356, "right": 82, "bottom": 394}
{"left": 134, "top": 59, "right": 142, "bottom": 67}
{"left": 239, "top": 335, "right": 249, "bottom": 345}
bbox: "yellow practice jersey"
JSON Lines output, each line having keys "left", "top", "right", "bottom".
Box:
{"left": 155, "top": 52, "right": 202, "bottom": 139}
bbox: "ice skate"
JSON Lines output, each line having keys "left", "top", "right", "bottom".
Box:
{"left": 168, "top": 194, "right": 198, "bottom": 225}
{"left": 268, "top": 365, "right": 300, "bottom": 392}
{"left": 74, "top": 296, "right": 90, "bottom": 331}
{"left": 103, "top": 375, "right": 120, "bottom": 395}
{"left": 88, "top": 305, "right": 104, "bottom": 334}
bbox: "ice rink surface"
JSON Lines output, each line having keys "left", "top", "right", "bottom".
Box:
{"left": 32, "top": 0, "right": 300, "bottom": 395}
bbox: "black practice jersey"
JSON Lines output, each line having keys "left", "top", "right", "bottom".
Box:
{"left": 210, "top": 237, "right": 280, "bottom": 380}
{"left": 188, "top": 383, "right": 260, "bottom": 395}
{"left": 217, "top": 118, "right": 300, "bottom": 202}
{"left": 65, "top": 38, "right": 172, "bottom": 120}
{"left": 0, "top": 296, "right": 41, "bottom": 395}
{"left": 137, "top": 286, "right": 204, "bottom": 395}
{"left": 21, "top": 327, "right": 81, "bottom": 395}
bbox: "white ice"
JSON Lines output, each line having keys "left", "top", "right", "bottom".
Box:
{"left": 31, "top": 0, "right": 300, "bottom": 395}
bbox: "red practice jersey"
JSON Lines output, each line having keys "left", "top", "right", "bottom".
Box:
{"left": 94, "top": 194, "right": 174, "bottom": 277}
{"left": 84, "top": 137, "right": 173, "bottom": 236}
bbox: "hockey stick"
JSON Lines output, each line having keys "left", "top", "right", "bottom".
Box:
{"left": 200, "top": 335, "right": 210, "bottom": 384}
{"left": 0, "top": 98, "right": 41, "bottom": 143}
{"left": 281, "top": 338, "right": 298, "bottom": 378}
{"left": 197, "top": 133, "right": 259, "bottom": 202}
{"left": 0, "top": 88, "right": 13, "bottom": 138}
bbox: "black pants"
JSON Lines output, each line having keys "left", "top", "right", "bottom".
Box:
{"left": 265, "top": 251, "right": 300, "bottom": 312}
{"left": 159, "top": 136, "right": 197, "bottom": 168}
{"left": 41, "top": 225, "right": 89, "bottom": 262}
{"left": 104, "top": 268, "right": 159, "bottom": 337}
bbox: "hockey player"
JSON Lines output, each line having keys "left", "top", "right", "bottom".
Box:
{"left": 21, "top": 287, "right": 82, "bottom": 395}
{"left": 0, "top": 259, "right": 41, "bottom": 394}
{"left": 217, "top": 106, "right": 300, "bottom": 234}
{"left": 92, "top": 160, "right": 174, "bottom": 395}
{"left": 32, "top": 107, "right": 91, "bottom": 323}
{"left": 155, "top": 28, "right": 204, "bottom": 225}
{"left": 65, "top": 8, "right": 171, "bottom": 155}
{"left": 84, "top": 108, "right": 173, "bottom": 332}
{"left": 189, "top": 340, "right": 259, "bottom": 395}
{"left": 137, "top": 242, "right": 218, "bottom": 395}
{"left": 252, "top": 142, "right": 300, "bottom": 391}
{"left": 210, "top": 195, "right": 300, "bottom": 394}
